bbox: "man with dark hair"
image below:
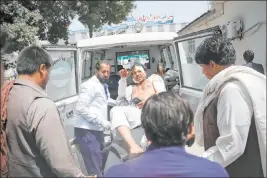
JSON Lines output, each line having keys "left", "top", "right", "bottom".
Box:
{"left": 243, "top": 49, "right": 264, "bottom": 74}
{"left": 105, "top": 91, "right": 229, "bottom": 177}
{"left": 194, "top": 36, "right": 266, "bottom": 177}
{"left": 4, "top": 45, "right": 85, "bottom": 177}
{"left": 75, "top": 60, "right": 113, "bottom": 176}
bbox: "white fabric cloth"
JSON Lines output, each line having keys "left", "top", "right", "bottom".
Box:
{"left": 110, "top": 106, "right": 142, "bottom": 140}
{"left": 75, "top": 75, "right": 114, "bottom": 131}
{"left": 111, "top": 75, "right": 166, "bottom": 141}
{"left": 110, "top": 106, "right": 141, "bottom": 130}
{"left": 194, "top": 65, "right": 266, "bottom": 176}
{"left": 202, "top": 81, "right": 253, "bottom": 165}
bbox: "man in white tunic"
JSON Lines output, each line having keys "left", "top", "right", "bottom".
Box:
{"left": 110, "top": 64, "right": 166, "bottom": 154}
{"left": 194, "top": 36, "right": 266, "bottom": 177}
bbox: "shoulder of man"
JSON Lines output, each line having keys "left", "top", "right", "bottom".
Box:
{"left": 29, "top": 97, "right": 58, "bottom": 115}
{"left": 193, "top": 156, "right": 229, "bottom": 177}
{"left": 219, "top": 80, "right": 243, "bottom": 95}
{"left": 104, "top": 163, "right": 131, "bottom": 177}
{"left": 81, "top": 76, "right": 97, "bottom": 88}
{"left": 147, "top": 75, "right": 155, "bottom": 83}
{"left": 26, "top": 97, "right": 60, "bottom": 131}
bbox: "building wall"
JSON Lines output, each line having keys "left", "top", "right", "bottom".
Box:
{"left": 178, "top": 1, "right": 266, "bottom": 72}
{"left": 95, "top": 22, "right": 185, "bottom": 36}
{"left": 69, "top": 30, "right": 89, "bottom": 43}
{"left": 208, "top": 1, "right": 266, "bottom": 70}
{"left": 69, "top": 22, "right": 187, "bottom": 42}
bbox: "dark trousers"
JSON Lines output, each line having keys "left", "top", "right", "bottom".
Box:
{"left": 74, "top": 128, "right": 104, "bottom": 176}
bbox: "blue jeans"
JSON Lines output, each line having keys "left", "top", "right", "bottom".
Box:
{"left": 74, "top": 128, "right": 104, "bottom": 176}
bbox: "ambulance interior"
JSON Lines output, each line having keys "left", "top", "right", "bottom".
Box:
{"left": 80, "top": 43, "right": 179, "bottom": 100}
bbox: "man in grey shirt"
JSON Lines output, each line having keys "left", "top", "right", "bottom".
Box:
{"left": 6, "top": 45, "right": 85, "bottom": 177}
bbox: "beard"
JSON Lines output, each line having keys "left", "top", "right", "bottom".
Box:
{"left": 97, "top": 75, "right": 108, "bottom": 84}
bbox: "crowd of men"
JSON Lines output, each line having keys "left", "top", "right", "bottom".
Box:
{"left": 0, "top": 35, "right": 266, "bottom": 177}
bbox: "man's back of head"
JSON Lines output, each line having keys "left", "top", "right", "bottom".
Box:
{"left": 16, "top": 45, "right": 52, "bottom": 89}
{"left": 105, "top": 91, "right": 229, "bottom": 177}
{"left": 141, "top": 91, "right": 193, "bottom": 147}
{"left": 243, "top": 50, "right": 254, "bottom": 63}
{"left": 243, "top": 49, "right": 264, "bottom": 74}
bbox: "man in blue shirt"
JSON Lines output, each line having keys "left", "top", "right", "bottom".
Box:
{"left": 104, "top": 91, "right": 229, "bottom": 177}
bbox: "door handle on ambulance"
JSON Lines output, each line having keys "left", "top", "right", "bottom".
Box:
{"left": 57, "top": 102, "right": 67, "bottom": 110}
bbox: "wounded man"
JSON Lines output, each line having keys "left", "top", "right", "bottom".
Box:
{"left": 110, "top": 63, "right": 166, "bottom": 155}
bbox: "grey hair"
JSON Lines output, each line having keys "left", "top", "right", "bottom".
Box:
{"left": 131, "top": 62, "right": 147, "bottom": 71}
{"left": 16, "top": 45, "right": 52, "bottom": 75}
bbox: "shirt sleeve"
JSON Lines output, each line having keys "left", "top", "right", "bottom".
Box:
{"left": 117, "top": 78, "right": 132, "bottom": 102}
{"left": 202, "top": 81, "right": 253, "bottom": 167}
{"left": 118, "top": 78, "right": 127, "bottom": 97}
{"left": 76, "top": 82, "right": 102, "bottom": 126}
{"left": 29, "top": 99, "right": 84, "bottom": 177}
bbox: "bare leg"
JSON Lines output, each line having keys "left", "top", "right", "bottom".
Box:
{"left": 117, "top": 126, "right": 143, "bottom": 154}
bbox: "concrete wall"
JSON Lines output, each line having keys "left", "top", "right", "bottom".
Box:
{"left": 179, "top": 1, "right": 266, "bottom": 72}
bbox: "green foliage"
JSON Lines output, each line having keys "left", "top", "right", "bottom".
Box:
{"left": 0, "top": 1, "right": 41, "bottom": 53}
{"left": 36, "top": 1, "right": 76, "bottom": 44}
{"left": 0, "top": 0, "right": 135, "bottom": 53}
{"left": 0, "top": 1, "right": 75, "bottom": 53}
{"left": 74, "top": 1, "right": 136, "bottom": 37}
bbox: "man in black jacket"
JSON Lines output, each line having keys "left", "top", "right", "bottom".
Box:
{"left": 243, "top": 50, "right": 264, "bottom": 74}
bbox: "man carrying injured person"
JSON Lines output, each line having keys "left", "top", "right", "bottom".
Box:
{"left": 110, "top": 63, "right": 166, "bottom": 155}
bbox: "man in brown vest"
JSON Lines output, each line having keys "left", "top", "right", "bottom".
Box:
{"left": 193, "top": 36, "right": 266, "bottom": 177}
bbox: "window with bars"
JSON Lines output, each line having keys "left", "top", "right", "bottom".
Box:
{"left": 82, "top": 51, "right": 92, "bottom": 80}
{"left": 188, "top": 40, "right": 196, "bottom": 54}
{"left": 160, "top": 46, "right": 173, "bottom": 69}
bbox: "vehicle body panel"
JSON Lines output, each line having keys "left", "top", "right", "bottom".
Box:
{"left": 41, "top": 28, "right": 222, "bottom": 174}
